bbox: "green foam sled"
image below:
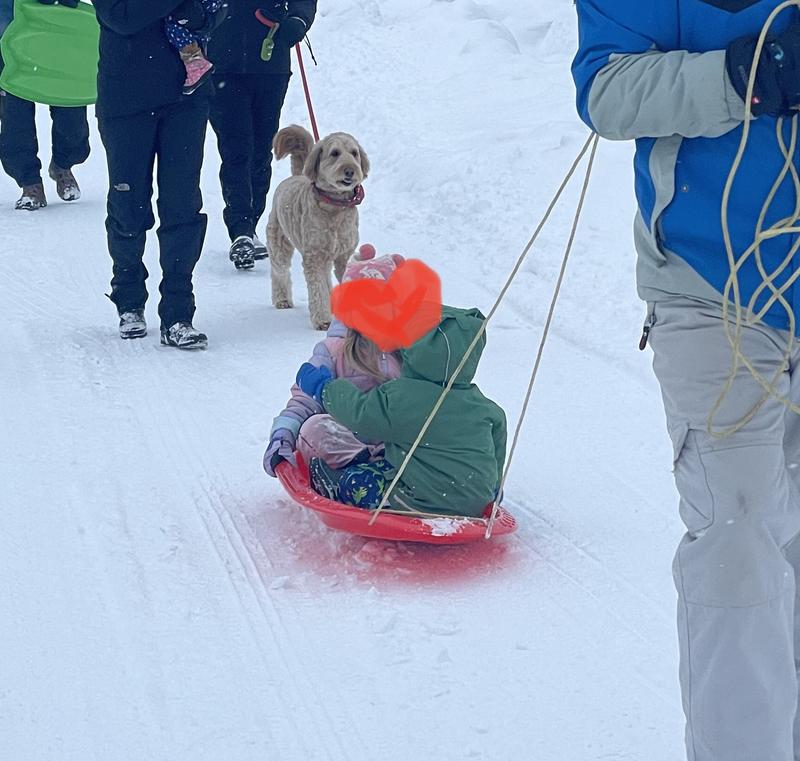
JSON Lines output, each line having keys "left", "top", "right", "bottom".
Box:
{"left": 0, "top": 0, "right": 99, "bottom": 107}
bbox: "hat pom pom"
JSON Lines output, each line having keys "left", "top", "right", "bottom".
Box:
{"left": 391, "top": 254, "right": 405, "bottom": 266}
{"left": 357, "top": 243, "right": 377, "bottom": 261}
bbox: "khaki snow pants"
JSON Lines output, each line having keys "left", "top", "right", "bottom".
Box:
{"left": 648, "top": 296, "right": 800, "bottom": 761}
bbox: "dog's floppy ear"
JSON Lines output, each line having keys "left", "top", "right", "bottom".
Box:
{"left": 356, "top": 141, "right": 370, "bottom": 179}
{"left": 303, "top": 143, "right": 323, "bottom": 182}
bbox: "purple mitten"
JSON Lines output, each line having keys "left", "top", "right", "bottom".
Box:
{"left": 264, "top": 429, "right": 297, "bottom": 477}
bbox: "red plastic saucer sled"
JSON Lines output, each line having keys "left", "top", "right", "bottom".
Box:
{"left": 276, "top": 454, "right": 517, "bottom": 545}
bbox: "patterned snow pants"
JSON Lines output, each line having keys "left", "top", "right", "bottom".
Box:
{"left": 164, "top": 0, "right": 224, "bottom": 50}
{"left": 337, "top": 459, "right": 395, "bottom": 510}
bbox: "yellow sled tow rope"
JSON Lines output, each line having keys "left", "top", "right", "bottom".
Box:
{"left": 369, "top": 133, "right": 600, "bottom": 538}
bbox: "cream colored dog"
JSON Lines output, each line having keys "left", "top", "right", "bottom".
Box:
{"left": 267, "top": 125, "right": 370, "bottom": 330}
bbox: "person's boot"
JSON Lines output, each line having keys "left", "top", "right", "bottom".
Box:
{"left": 160, "top": 321, "right": 208, "bottom": 350}
{"left": 180, "top": 42, "right": 215, "bottom": 95}
{"left": 119, "top": 309, "right": 147, "bottom": 339}
{"left": 15, "top": 183, "right": 47, "bottom": 211}
{"left": 48, "top": 161, "right": 81, "bottom": 202}
{"left": 252, "top": 233, "right": 268, "bottom": 260}
{"left": 229, "top": 235, "right": 256, "bottom": 270}
{"left": 309, "top": 457, "right": 343, "bottom": 502}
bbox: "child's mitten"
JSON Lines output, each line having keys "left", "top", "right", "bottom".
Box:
{"left": 264, "top": 429, "right": 296, "bottom": 477}
{"left": 296, "top": 363, "right": 332, "bottom": 405}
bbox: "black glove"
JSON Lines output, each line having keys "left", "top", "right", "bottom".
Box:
{"left": 171, "top": 0, "right": 206, "bottom": 30}
{"left": 727, "top": 23, "right": 800, "bottom": 118}
{"left": 275, "top": 15, "right": 308, "bottom": 47}
{"left": 37, "top": 0, "right": 80, "bottom": 6}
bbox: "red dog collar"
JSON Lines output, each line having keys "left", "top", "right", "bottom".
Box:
{"left": 313, "top": 185, "right": 365, "bottom": 208}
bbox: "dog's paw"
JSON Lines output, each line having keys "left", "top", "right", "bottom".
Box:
{"left": 274, "top": 300, "right": 293, "bottom": 310}
{"left": 312, "top": 320, "right": 331, "bottom": 332}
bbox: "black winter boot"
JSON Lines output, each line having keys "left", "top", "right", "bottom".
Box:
{"left": 229, "top": 235, "right": 256, "bottom": 270}
{"left": 252, "top": 234, "right": 268, "bottom": 260}
{"left": 160, "top": 321, "right": 208, "bottom": 350}
{"left": 119, "top": 309, "right": 147, "bottom": 339}
{"left": 309, "top": 457, "right": 343, "bottom": 502}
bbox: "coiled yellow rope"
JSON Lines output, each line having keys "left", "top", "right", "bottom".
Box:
{"left": 712, "top": 0, "right": 800, "bottom": 435}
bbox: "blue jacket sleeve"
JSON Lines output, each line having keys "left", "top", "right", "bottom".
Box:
{"left": 572, "top": 1, "right": 744, "bottom": 139}
{"left": 572, "top": 0, "right": 674, "bottom": 129}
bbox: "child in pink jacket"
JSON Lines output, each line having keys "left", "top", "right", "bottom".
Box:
{"left": 264, "top": 247, "right": 404, "bottom": 476}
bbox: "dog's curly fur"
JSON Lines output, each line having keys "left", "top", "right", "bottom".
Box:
{"left": 267, "top": 125, "right": 370, "bottom": 330}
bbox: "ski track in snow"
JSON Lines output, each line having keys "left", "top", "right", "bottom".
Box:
{"left": 1, "top": 2, "right": 688, "bottom": 760}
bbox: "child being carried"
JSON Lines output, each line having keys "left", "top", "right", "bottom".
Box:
{"left": 163, "top": 0, "right": 225, "bottom": 95}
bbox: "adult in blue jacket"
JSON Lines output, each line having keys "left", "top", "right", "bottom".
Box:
{"left": 207, "top": 0, "right": 316, "bottom": 270}
{"left": 91, "top": 0, "right": 223, "bottom": 349}
{"left": 574, "top": 2, "right": 800, "bottom": 760}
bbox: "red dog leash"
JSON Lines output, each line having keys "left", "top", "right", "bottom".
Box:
{"left": 294, "top": 41, "right": 320, "bottom": 142}
{"left": 255, "top": 10, "right": 320, "bottom": 142}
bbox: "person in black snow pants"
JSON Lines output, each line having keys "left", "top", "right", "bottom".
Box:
{"left": 207, "top": 0, "right": 317, "bottom": 270}
{"left": 0, "top": 0, "right": 90, "bottom": 211}
{"left": 91, "top": 0, "right": 225, "bottom": 349}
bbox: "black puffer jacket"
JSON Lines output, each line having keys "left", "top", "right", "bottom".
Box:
{"left": 208, "top": 0, "right": 316, "bottom": 75}
{"left": 92, "top": 0, "right": 217, "bottom": 119}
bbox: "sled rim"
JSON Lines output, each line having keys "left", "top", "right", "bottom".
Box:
{"left": 275, "top": 454, "right": 517, "bottom": 545}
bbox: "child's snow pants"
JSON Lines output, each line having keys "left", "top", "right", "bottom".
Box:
{"left": 648, "top": 296, "right": 800, "bottom": 761}
{"left": 297, "top": 414, "right": 384, "bottom": 470}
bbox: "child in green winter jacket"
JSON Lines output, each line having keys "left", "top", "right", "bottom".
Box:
{"left": 296, "top": 306, "right": 507, "bottom": 518}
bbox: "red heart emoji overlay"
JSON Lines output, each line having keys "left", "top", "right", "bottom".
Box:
{"left": 331, "top": 260, "right": 442, "bottom": 352}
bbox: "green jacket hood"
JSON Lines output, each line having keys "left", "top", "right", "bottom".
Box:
{"left": 400, "top": 306, "right": 486, "bottom": 387}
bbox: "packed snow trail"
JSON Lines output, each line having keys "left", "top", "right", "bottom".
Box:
{"left": 1, "top": 2, "right": 687, "bottom": 759}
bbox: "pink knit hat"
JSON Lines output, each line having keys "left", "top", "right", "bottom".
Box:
{"left": 342, "top": 244, "right": 405, "bottom": 283}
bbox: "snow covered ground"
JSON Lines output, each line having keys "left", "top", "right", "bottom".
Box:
{"left": 1, "top": 2, "right": 688, "bottom": 759}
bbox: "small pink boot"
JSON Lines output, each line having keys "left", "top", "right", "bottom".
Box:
{"left": 180, "top": 43, "right": 214, "bottom": 96}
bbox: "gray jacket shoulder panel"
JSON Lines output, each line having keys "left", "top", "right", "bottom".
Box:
{"left": 588, "top": 50, "right": 746, "bottom": 140}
